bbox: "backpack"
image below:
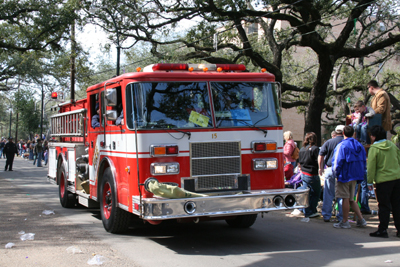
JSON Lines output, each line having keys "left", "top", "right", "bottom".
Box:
{"left": 291, "top": 146, "right": 300, "bottom": 160}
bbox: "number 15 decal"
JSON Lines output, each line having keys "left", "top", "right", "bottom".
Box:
{"left": 212, "top": 133, "right": 217, "bottom": 139}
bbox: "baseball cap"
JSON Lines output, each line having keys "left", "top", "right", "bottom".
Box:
{"left": 335, "top": 125, "right": 345, "bottom": 133}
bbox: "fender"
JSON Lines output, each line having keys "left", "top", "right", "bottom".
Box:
{"left": 97, "top": 156, "right": 128, "bottom": 210}
{"left": 57, "top": 153, "right": 69, "bottom": 185}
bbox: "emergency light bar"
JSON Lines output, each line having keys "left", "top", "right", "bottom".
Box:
{"left": 147, "top": 63, "right": 246, "bottom": 72}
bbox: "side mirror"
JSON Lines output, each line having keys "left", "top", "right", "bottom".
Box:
{"left": 105, "top": 89, "right": 117, "bottom": 106}
{"left": 106, "top": 110, "right": 117, "bottom": 121}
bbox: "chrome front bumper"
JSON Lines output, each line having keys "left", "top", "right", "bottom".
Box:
{"left": 136, "top": 188, "right": 309, "bottom": 220}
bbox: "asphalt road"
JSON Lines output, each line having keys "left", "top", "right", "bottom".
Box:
{"left": 1, "top": 157, "right": 400, "bottom": 267}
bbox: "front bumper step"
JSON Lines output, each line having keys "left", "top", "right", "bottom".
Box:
{"left": 135, "top": 188, "right": 309, "bottom": 220}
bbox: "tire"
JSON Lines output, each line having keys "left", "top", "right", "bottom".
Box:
{"left": 225, "top": 214, "right": 258, "bottom": 228}
{"left": 58, "top": 164, "right": 76, "bottom": 208}
{"left": 100, "top": 168, "right": 131, "bottom": 233}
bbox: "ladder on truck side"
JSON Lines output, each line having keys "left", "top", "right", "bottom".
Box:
{"left": 50, "top": 108, "right": 87, "bottom": 137}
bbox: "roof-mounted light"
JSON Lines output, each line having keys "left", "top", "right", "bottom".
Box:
{"left": 188, "top": 64, "right": 217, "bottom": 71}
{"left": 216, "top": 64, "right": 246, "bottom": 72}
{"left": 152, "top": 63, "right": 188, "bottom": 71}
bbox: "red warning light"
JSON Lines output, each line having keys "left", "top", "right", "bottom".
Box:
{"left": 51, "top": 92, "right": 58, "bottom": 99}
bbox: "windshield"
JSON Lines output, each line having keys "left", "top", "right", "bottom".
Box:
{"left": 126, "top": 82, "right": 212, "bottom": 129}
{"left": 211, "top": 82, "right": 281, "bottom": 127}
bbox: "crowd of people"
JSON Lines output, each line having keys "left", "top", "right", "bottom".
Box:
{"left": 0, "top": 134, "right": 49, "bottom": 171}
{"left": 283, "top": 80, "right": 400, "bottom": 239}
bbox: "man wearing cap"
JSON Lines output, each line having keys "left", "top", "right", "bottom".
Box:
{"left": 3, "top": 137, "right": 18, "bottom": 171}
{"left": 318, "top": 125, "right": 345, "bottom": 222}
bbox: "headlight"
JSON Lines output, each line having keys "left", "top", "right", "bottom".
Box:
{"left": 252, "top": 158, "right": 278, "bottom": 170}
{"left": 151, "top": 162, "right": 180, "bottom": 175}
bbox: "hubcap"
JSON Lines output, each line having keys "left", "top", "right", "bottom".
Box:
{"left": 102, "top": 182, "right": 112, "bottom": 219}
{"left": 60, "top": 172, "right": 65, "bottom": 198}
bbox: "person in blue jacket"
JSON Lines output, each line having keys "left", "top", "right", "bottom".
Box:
{"left": 332, "top": 126, "right": 367, "bottom": 229}
{"left": 92, "top": 102, "right": 100, "bottom": 129}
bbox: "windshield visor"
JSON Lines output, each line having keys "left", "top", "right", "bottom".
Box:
{"left": 211, "top": 82, "right": 281, "bottom": 127}
{"left": 126, "top": 82, "right": 212, "bottom": 129}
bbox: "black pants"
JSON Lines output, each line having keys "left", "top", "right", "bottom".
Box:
{"left": 376, "top": 179, "right": 400, "bottom": 232}
{"left": 5, "top": 154, "right": 15, "bottom": 171}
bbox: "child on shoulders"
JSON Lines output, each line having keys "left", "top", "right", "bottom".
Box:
{"left": 350, "top": 100, "right": 375, "bottom": 144}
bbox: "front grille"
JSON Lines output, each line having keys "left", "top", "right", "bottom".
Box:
{"left": 192, "top": 157, "right": 240, "bottom": 176}
{"left": 191, "top": 142, "right": 240, "bottom": 158}
{"left": 196, "top": 175, "right": 238, "bottom": 190}
{"left": 188, "top": 141, "right": 241, "bottom": 191}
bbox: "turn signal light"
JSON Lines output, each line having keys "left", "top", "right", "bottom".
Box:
{"left": 251, "top": 141, "right": 277, "bottom": 153}
{"left": 154, "top": 146, "right": 166, "bottom": 155}
{"left": 166, "top": 145, "right": 179, "bottom": 154}
{"left": 150, "top": 144, "right": 179, "bottom": 157}
{"left": 255, "top": 143, "right": 266, "bottom": 151}
{"left": 266, "top": 143, "right": 277, "bottom": 151}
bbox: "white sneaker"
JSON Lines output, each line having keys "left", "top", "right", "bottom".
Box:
{"left": 356, "top": 218, "right": 367, "bottom": 227}
{"left": 308, "top": 213, "right": 320, "bottom": 218}
{"left": 291, "top": 209, "right": 302, "bottom": 215}
{"left": 333, "top": 220, "right": 351, "bottom": 229}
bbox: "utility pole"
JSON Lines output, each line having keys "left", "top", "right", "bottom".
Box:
{"left": 70, "top": 18, "right": 76, "bottom": 103}
{"left": 40, "top": 82, "right": 44, "bottom": 138}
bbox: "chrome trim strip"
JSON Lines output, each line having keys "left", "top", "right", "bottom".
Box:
{"left": 191, "top": 156, "right": 241, "bottom": 160}
{"left": 139, "top": 188, "right": 309, "bottom": 220}
{"left": 192, "top": 173, "right": 240, "bottom": 177}
{"left": 49, "top": 142, "right": 84, "bottom": 148}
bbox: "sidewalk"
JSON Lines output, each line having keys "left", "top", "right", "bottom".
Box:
{"left": 0, "top": 157, "right": 135, "bottom": 267}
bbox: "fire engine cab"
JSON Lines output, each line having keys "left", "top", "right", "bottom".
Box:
{"left": 47, "top": 63, "right": 309, "bottom": 233}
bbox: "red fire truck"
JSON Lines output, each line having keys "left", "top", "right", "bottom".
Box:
{"left": 47, "top": 63, "right": 309, "bottom": 233}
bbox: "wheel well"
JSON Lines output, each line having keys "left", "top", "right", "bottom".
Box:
{"left": 56, "top": 156, "right": 64, "bottom": 185}
{"left": 97, "top": 159, "right": 111, "bottom": 198}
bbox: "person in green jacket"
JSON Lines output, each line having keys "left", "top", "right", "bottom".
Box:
{"left": 367, "top": 125, "right": 400, "bottom": 238}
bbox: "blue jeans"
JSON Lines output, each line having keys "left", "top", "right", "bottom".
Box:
{"left": 355, "top": 171, "right": 370, "bottom": 212}
{"left": 0, "top": 148, "right": 3, "bottom": 158}
{"left": 300, "top": 174, "right": 321, "bottom": 217}
{"left": 355, "top": 124, "right": 369, "bottom": 143}
{"left": 322, "top": 167, "right": 343, "bottom": 221}
{"left": 36, "top": 153, "right": 42, "bottom": 167}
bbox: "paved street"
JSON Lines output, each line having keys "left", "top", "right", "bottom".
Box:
{"left": 1, "top": 157, "right": 400, "bottom": 267}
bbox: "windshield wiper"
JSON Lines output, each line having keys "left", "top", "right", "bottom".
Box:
{"left": 217, "top": 118, "right": 268, "bottom": 137}
{"left": 154, "top": 122, "right": 191, "bottom": 140}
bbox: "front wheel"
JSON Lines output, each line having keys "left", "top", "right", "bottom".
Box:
{"left": 58, "top": 164, "right": 76, "bottom": 208}
{"left": 225, "top": 214, "right": 258, "bottom": 228}
{"left": 100, "top": 168, "right": 131, "bottom": 233}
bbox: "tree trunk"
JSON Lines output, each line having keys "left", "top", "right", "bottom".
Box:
{"left": 304, "top": 55, "right": 335, "bottom": 145}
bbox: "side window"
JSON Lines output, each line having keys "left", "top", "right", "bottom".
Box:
{"left": 90, "top": 93, "right": 100, "bottom": 129}
{"left": 126, "top": 84, "right": 134, "bottom": 129}
{"left": 101, "top": 91, "right": 105, "bottom": 127}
